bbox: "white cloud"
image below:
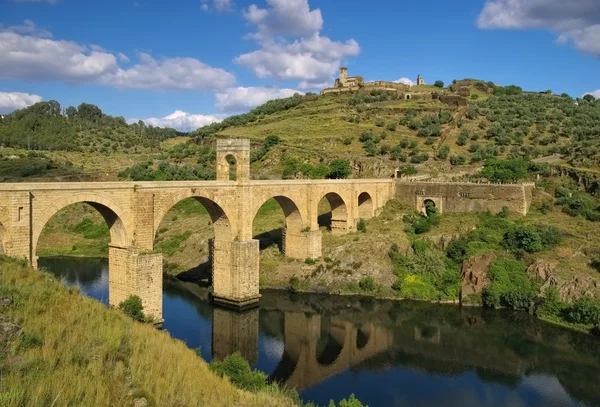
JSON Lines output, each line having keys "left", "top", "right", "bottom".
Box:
{"left": 584, "top": 89, "right": 600, "bottom": 98}
{"left": 237, "top": 0, "right": 359, "bottom": 85}
{"left": 478, "top": 0, "right": 600, "bottom": 57}
{"left": 201, "top": 0, "right": 234, "bottom": 12}
{"left": 215, "top": 86, "right": 302, "bottom": 111}
{"left": 394, "top": 77, "right": 416, "bottom": 86}
{"left": 0, "top": 91, "right": 42, "bottom": 113}
{"left": 298, "top": 80, "right": 331, "bottom": 90}
{"left": 243, "top": 0, "right": 323, "bottom": 39}
{"left": 128, "top": 110, "right": 226, "bottom": 132}
{"left": 103, "top": 54, "right": 235, "bottom": 91}
{"left": 236, "top": 35, "right": 360, "bottom": 82}
{"left": 0, "top": 21, "right": 235, "bottom": 91}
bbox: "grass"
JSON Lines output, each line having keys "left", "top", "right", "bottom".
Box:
{"left": 0, "top": 256, "right": 296, "bottom": 407}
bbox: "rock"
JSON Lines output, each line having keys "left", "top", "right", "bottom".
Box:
{"left": 133, "top": 397, "right": 148, "bottom": 407}
{"left": 0, "top": 321, "right": 21, "bottom": 343}
{"left": 527, "top": 260, "right": 556, "bottom": 282}
{"left": 460, "top": 253, "right": 496, "bottom": 298}
{"left": 558, "top": 276, "right": 600, "bottom": 301}
{"left": 0, "top": 296, "right": 13, "bottom": 306}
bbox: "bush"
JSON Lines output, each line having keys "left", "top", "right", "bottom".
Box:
{"left": 288, "top": 276, "right": 301, "bottom": 292}
{"left": 562, "top": 296, "right": 600, "bottom": 325}
{"left": 327, "top": 159, "right": 352, "bottom": 179}
{"left": 305, "top": 258, "right": 316, "bottom": 265}
{"left": 209, "top": 352, "right": 267, "bottom": 392}
{"left": 446, "top": 238, "right": 468, "bottom": 264}
{"left": 343, "top": 137, "right": 352, "bottom": 145}
{"left": 118, "top": 295, "right": 145, "bottom": 322}
{"left": 434, "top": 80, "right": 444, "bottom": 88}
{"left": 357, "top": 218, "right": 367, "bottom": 233}
{"left": 437, "top": 145, "right": 450, "bottom": 159}
{"left": 358, "top": 276, "right": 377, "bottom": 292}
{"left": 482, "top": 259, "right": 536, "bottom": 310}
{"left": 328, "top": 394, "right": 368, "bottom": 407}
{"left": 502, "top": 225, "right": 562, "bottom": 253}
{"left": 449, "top": 155, "right": 466, "bottom": 166}
{"left": 539, "top": 286, "right": 564, "bottom": 317}
{"left": 591, "top": 257, "right": 600, "bottom": 272}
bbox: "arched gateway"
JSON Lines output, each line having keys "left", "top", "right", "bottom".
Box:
{"left": 0, "top": 139, "right": 531, "bottom": 321}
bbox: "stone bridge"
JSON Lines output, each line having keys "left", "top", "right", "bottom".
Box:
{"left": 0, "top": 139, "right": 533, "bottom": 320}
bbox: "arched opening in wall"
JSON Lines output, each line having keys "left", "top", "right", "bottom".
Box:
{"left": 225, "top": 154, "right": 237, "bottom": 181}
{"left": 356, "top": 325, "right": 371, "bottom": 350}
{"left": 252, "top": 196, "right": 303, "bottom": 259}
{"left": 423, "top": 199, "right": 437, "bottom": 217}
{"left": 358, "top": 192, "right": 373, "bottom": 219}
{"left": 317, "top": 193, "right": 348, "bottom": 233}
{"left": 35, "top": 201, "right": 129, "bottom": 296}
{"left": 316, "top": 317, "right": 346, "bottom": 366}
{"left": 154, "top": 196, "right": 230, "bottom": 285}
{"left": 0, "top": 223, "right": 5, "bottom": 254}
{"left": 405, "top": 94, "right": 412, "bottom": 100}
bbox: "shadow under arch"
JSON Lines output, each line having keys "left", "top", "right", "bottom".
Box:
{"left": 0, "top": 222, "right": 6, "bottom": 254}
{"left": 317, "top": 192, "right": 348, "bottom": 232}
{"left": 223, "top": 154, "right": 238, "bottom": 181}
{"left": 356, "top": 324, "right": 372, "bottom": 350}
{"left": 358, "top": 192, "right": 374, "bottom": 219}
{"left": 252, "top": 195, "right": 304, "bottom": 252}
{"left": 32, "top": 194, "right": 131, "bottom": 259}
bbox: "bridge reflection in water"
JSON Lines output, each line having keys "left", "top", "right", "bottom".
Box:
{"left": 41, "top": 257, "right": 600, "bottom": 407}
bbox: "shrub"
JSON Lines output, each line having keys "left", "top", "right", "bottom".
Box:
{"left": 288, "top": 276, "right": 301, "bottom": 292}
{"left": 434, "top": 80, "right": 444, "bottom": 88}
{"left": 328, "top": 394, "right": 367, "bottom": 407}
{"left": 591, "top": 257, "right": 600, "bottom": 272}
{"left": 118, "top": 295, "right": 145, "bottom": 322}
{"left": 358, "top": 276, "right": 377, "bottom": 292}
{"left": 562, "top": 296, "right": 600, "bottom": 325}
{"left": 209, "top": 352, "right": 267, "bottom": 392}
{"left": 446, "top": 238, "right": 468, "bottom": 264}
{"left": 343, "top": 137, "right": 352, "bottom": 145}
{"left": 437, "top": 145, "right": 450, "bottom": 159}
{"left": 376, "top": 119, "right": 385, "bottom": 127}
{"left": 19, "top": 332, "right": 44, "bottom": 350}
{"left": 357, "top": 219, "right": 367, "bottom": 233}
{"left": 539, "top": 286, "right": 564, "bottom": 317}
{"left": 327, "top": 159, "right": 352, "bottom": 179}
{"left": 305, "top": 258, "right": 316, "bottom": 265}
{"left": 449, "top": 155, "right": 466, "bottom": 166}
{"left": 482, "top": 259, "right": 536, "bottom": 310}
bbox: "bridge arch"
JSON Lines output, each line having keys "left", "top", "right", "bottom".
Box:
{"left": 316, "top": 318, "right": 348, "bottom": 366}
{"left": 252, "top": 195, "right": 304, "bottom": 254}
{"left": 32, "top": 194, "right": 131, "bottom": 259}
{"left": 0, "top": 223, "right": 6, "bottom": 255}
{"left": 318, "top": 192, "right": 349, "bottom": 233}
{"left": 154, "top": 192, "right": 234, "bottom": 242}
{"left": 358, "top": 192, "right": 374, "bottom": 219}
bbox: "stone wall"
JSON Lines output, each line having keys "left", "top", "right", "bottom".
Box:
{"left": 396, "top": 181, "right": 534, "bottom": 215}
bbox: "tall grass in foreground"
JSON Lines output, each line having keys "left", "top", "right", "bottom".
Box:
{"left": 0, "top": 256, "right": 294, "bottom": 407}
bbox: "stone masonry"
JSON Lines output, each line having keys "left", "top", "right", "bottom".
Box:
{"left": 0, "top": 139, "right": 532, "bottom": 320}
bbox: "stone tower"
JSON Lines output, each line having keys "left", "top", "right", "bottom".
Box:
{"left": 417, "top": 74, "right": 425, "bottom": 86}
{"left": 339, "top": 67, "right": 348, "bottom": 86}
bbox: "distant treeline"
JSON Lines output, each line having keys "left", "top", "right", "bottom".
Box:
{"left": 0, "top": 101, "right": 185, "bottom": 152}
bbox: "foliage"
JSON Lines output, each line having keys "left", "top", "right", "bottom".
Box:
{"left": 288, "top": 276, "right": 301, "bottom": 292}
{"left": 250, "top": 135, "right": 280, "bottom": 162}
{"left": 449, "top": 155, "right": 466, "bottom": 166}
{"left": 327, "top": 159, "right": 352, "bottom": 179}
{"left": 0, "top": 154, "right": 82, "bottom": 181}
{"left": 502, "top": 225, "right": 562, "bottom": 254}
{"left": 436, "top": 145, "right": 450, "bottom": 159}
{"left": 118, "top": 295, "right": 145, "bottom": 322}
{"left": 539, "top": 287, "right": 564, "bottom": 318}
{"left": 562, "top": 297, "right": 600, "bottom": 325}
{"left": 555, "top": 186, "right": 600, "bottom": 221}
{"left": 434, "top": 80, "right": 444, "bottom": 88}
{"left": 118, "top": 160, "right": 215, "bottom": 181}
{"left": 209, "top": 352, "right": 268, "bottom": 392}
{"left": 482, "top": 259, "right": 537, "bottom": 310}
{"left": 328, "top": 394, "right": 368, "bottom": 407}
{"left": 358, "top": 276, "right": 377, "bottom": 292}
{"left": 357, "top": 218, "right": 367, "bottom": 233}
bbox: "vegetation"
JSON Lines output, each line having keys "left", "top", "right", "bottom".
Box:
{"left": 118, "top": 295, "right": 146, "bottom": 322}
{"left": 0, "top": 256, "right": 297, "bottom": 407}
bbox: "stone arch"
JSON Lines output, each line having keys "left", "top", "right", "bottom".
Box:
{"left": 252, "top": 195, "right": 304, "bottom": 235}
{"left": 318, "top": 192, "right": 349, "bottom": 233}
{"left": 222, "top": 154, "right": 238, "bottom": 181}
{"left": 316, "top": 319, "right": 347, "bottom": 366}
{"left": 32, "top": 194, "right": 131, "bottom": 258}
{"left": 0, "top": 222, "right": 6, "bottom": 255}
{"left": 357, "top": 192, "right": 374, "bottom": 219}
{"left": 405, "top": 94, "right": 412, "bottom": 100}
{"left": 216, "top": 139, "right": 250, "bottom": 182}
{"left": 154, "top": 194, "right": 233, "bottom": 242}
{"left": 423, "top": 199, "right": 437, "bottom": 216}
{"left": 252, "top": 195, "right": 304, "bottom": 254}
{"left": 416, "top": 196, "right": 443, "bottom": 215}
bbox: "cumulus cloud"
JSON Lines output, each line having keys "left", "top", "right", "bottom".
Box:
{"left": 0, "top": 91, "right": 42, "bottom": 113}
{"left": 215, "top": 86, "right": 302, "bottom": 111}
{"left": 237, "top": 0, "right": 359, "bottom": 85}
{"left": 394, "top": 77, "right": 416, "bottom": 86}
{"left": 584, "top": 89, "right": 600, "bottom": 98}
{"left": 201, "top": 0, "right": 234, "bottom": 12}
{"left": 478, "top": 0, "right": 600, "bottom": 57}
{"left": 0, "top": 21, "right": 235, "bottom": 91}
{"left": 128, "top": 110, "right": 227, "bottom": 132}
{"left": 244, "top": 0, "right": 323, "bottom": 39}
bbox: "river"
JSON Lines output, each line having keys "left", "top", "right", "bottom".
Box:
{"left": 39, "top": 256, "right": 600, "bottom": 407}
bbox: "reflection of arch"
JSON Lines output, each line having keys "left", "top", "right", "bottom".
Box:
{"left": 318, "top": 192, "right": 348, "bottom": 232}
{"left": 316, "top": 318, "right": 347, "bottom": 366}
{"left": 33, "top": 194, "right": 130, "bottom": 257}
{"left": 356, "top": 325, "right": 371, "bottom": 350}
{"left": 154, "top": 195, "right": 232, "bottom": 241}
{"left": 358, "top": 192, "right": 374, "bottom": 219}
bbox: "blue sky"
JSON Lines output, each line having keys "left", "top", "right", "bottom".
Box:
{"left": 1, "top": 0, "right": 599, "bottom": 130}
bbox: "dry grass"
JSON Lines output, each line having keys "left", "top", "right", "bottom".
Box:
{"left": 0, "top": 257, "right": 295, "bottom": 407}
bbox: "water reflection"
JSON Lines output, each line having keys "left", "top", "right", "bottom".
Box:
{"left": 39, "top": 257, "right": 600, "bottom": 407}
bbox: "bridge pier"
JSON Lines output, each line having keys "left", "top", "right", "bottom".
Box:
{"left": 283, "top": 229, "right": 322, "bottom": 260}
{"left": 211, "top": 239, "right": 261, "bottom": 308}
{"left": 108, "top": 246, "right": 163, "bottom": 322}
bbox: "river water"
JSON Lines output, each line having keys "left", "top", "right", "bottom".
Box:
{"left": 39, "top": 256, "right": 600, "bottom": 407}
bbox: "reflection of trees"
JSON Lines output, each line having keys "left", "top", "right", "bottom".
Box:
{"left": 39, "top": 256, "right": 106, "bottom": 287}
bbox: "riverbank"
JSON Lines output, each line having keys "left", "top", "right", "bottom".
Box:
{"left": 0, "top": 256, "right": 297, "bottom": 407}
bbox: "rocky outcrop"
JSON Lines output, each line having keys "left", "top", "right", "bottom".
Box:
{"left": 440, "top": 95, "right": 468, "bottom": 107}
{"left": 460, "top": 253, "right": 496, "bottom": 298}
{"left": 0, "top": 320, "right": 21, "bottom": 344}
{"left": 526, "top": 261, "right": 559, "bottom": 293}
{"left": 558, "top": 276, "right": 599, "bottom": 301}
{"left": 0, "top": 296, "right": 13, "bottom": 307}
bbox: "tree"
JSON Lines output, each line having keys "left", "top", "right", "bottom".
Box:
{"left": 437, "top": 145, "right": 450, "bottom": 159}
{"left": 583, "top": 94, "right": 596, "bottom": 103}
{"left": 118, "top": 295, "right": 145, "bottom": 322}
{"left": 396, "top": 164, "right": 417, "bottom": 177}
{"left": 434, "top": 80, "right": 444, "bottom": 88}
{"left": 327, "top": 159, "right": 351, "bottom": 179}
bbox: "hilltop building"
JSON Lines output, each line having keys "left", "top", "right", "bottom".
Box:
{"left": 417, "top": 75, "right": 425, "bottom": 86}
{"left": 321, "top": 68, "right": 416, "bottom": 95}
